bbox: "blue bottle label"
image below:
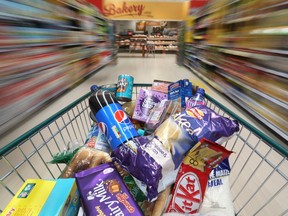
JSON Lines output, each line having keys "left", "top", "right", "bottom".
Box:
{"left": 95, "top": 103, "right": 138, "bottom": 150}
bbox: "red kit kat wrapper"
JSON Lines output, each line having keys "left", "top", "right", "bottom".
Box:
{"left": 166, "top": 138, "right": 233, "bottom": 214}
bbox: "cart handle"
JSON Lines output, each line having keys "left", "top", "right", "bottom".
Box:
{"left": 1, "top": 84, "right": 287, "bottom": 158}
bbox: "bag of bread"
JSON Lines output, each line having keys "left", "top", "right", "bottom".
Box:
{"left": 61, "top": 147, "right": 112, "bottom": 178}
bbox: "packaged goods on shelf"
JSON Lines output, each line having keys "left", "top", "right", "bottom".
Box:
{"left": 0, "top": 0, "right": 114, "bottom": 136}
{"left": 183, "top": 0, "right": 288, "bottom": 140}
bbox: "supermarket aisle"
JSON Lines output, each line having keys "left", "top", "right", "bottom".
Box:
{"left": 0, "top": 53, "right": 274, "bottom": 146}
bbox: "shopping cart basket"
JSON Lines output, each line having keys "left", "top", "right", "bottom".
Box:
{"left": 0, "top": 83, "right": 287, "bottom": 215}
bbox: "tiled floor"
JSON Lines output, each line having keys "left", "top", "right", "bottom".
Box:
{"left": 1, "top": 53, "right": 281, "bottom": 146}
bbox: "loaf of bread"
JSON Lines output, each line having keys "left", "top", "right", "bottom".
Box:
{"left": 61, "top": 147, "right": 112, "bottom": 178}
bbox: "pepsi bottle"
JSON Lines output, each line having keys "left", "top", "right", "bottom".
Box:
{"left": 186, "top": 88, "right": 206, "bottom": 109}
{"left": 89, "top": 90, "right": 138, "bottom": 150}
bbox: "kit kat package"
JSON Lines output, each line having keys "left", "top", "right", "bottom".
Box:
{"left": 166, "top": 139, "right": 233, "bottom": 214}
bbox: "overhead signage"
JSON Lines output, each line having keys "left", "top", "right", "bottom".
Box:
{"left": 99, "top": 0, "right": 189, "bottom": 20}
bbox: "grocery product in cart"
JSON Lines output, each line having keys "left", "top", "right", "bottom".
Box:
{"left": 1, "top": 83, "right": 287, "bottom": 216}
{"left": 49, "top": 124, "right": 111, "bottom": 165}
{"left": 116, "top": 74, "right": 134, "bottom": 102}
{"left": 154, "top": 104, "right": 239, "bottom": 168}
{"left": 84, "top": 123, "right": 111, "bottom": 153}
{"left": 75, "top": 162, "right": 143, "bottom": 216}
{"left": 1, "top": 179, "right": 56, "bottom": 215}
{"left": 112, "top": 135, "right": 177, "bottom": 202}
{"left": 122, "top": 100, "right": 136, "bottom": 117}
{"left": 144, "top": 99, "right": 179, "bottom": 133}
{"left": 89, "top": 90, "right": 139, "bottom": 150}
{"left": 2, "top": 179, "right": 80, "bottom": 216}
{"left": 186, "top": 88, "right": 206, "bottom": 109}
{"left": 168, "top": 79, "right": 193, "bottom": 108}
{"left": 132, "top": 88, "right": 168, "bottom": 122}
{"left": 199, "top": 158, "right": 234, "bottom": 216}
{"left": 62, "top": 147, "right": 112, "bottom": 178}
{"left": 166, "top": 138, "right": 233, "bottom": 214}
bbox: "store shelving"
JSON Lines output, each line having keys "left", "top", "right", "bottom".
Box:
{"left": 184, "top": 0, "right": 288, "bottom": 141}
{"left": 147, "top": 36, "right": 179, "bottom": 52}
{"left": 0, "top": 0, "right": 115, "bottom": 136}
{"left": 129, "top": 35, "right": 147, "bottom": 56}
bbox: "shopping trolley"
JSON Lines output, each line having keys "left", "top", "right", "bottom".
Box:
{"left": 0, "top": 83, "right": 287, "bottom": 215}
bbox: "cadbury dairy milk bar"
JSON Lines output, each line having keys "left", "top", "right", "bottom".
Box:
{"left": 75, "top": 163, "right": 143, "bottom": 216}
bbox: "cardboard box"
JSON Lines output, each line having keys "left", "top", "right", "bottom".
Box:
{"left": 168, "top": 79, "right": 192, "bottom": 108}
{"left": 2, "top": 179, "right": 56, "bottom": 216}
{"left": 39, "top": 178, "right": 80, "bottom": 216}
{"left": 151, "top": 80, "right": 172, "bottom": 93}
{"left": 2, "top": 178, "right": 80, "bottom": 216}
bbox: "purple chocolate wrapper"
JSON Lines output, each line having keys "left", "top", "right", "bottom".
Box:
{"left": 133, "top": 89, "right": 168, "bottom": 122}
{"left": 75, "top": 163, "right": 143, "bottom": 216}
{"left": 112, "top": 136, "right": 172, "bottom": 201}
{"left": 173, "top": 105, "right": 240, "bottom": 143}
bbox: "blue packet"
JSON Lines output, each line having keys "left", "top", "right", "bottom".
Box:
{"left": 168, "top": 79, "right": 193, "bottom": 108}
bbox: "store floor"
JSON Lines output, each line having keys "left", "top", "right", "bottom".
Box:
{"left": 0, "top": 53, "right": 280, "bottom": 146}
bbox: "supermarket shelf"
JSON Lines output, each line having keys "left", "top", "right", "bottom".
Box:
{"left": 151, "top": 42, "right": 178, "bottom": 45}
{"left": 185, "top": 49, "right": 197, "bottom": 55}
{"left": 0, "top": 0, "right": 115, "bottom": 137}
{"left": 246, "top": 63, "right": 287, "bottom": 78}
{"left": 147, "top": 37, "right": 178, "bottom": 41}
{"left": 0, "top": 12, "right": 72, "bottom": 29}
{"left": 184, "top": 54, "right": 287, "bottom": 109}
{"left": 1, "top": 63, "right": 62, "bottom": 82}
{"left": 251, "top": 48, "right": 288, "bottom": 56}
{"left": 216, "top": 70, "right": 288, "bottom": 109}
{"left": 155, "top": 48, "right": 178, "bottom": 51}
{"left": 260, "top": 0, "right": 288, "bottom": 11}
{"left": 194, "top": 0, "right": 239, "bottom": 20}
{"left": 11, "top": 0, "right": 53, "bottom": 11}
{"left": 183, "top": 62, "right": 222, "bottom": 92}
{"left": 249, "top": 26, "right": 288, "bottom": 36}
{"left": 59, "top": 0, "right": 107, "bottom": 21}
{"left": 222, "top": 83, "right": 288, "bottom": 141}
{"left": 184, "top": 62, "right": 288, "bottom": 141}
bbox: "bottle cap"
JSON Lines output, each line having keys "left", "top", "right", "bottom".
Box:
{"left": 137, "top": 129, "right": 145, "bottom": 136}
{"left": 90, "top": 85, "right": 99, "bottom": 92}
{"left": 197, "top": 88, "right": 205, "bottom": 95}
{"left": 89, "top": 90, "right": 119, "bottom": 115}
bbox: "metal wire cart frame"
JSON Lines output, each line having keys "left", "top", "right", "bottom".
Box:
{"left": 0, "top": 84, "right": 287, "bottom": 215}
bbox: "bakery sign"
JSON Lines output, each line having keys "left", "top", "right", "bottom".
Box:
{"left": 102, "top": 0, "right": 189, "bottom": 20}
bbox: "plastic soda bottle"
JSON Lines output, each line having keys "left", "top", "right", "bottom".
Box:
{"left": 186, "top": 88, "right": 206, "bottom": 109}
{"left": 89, "top": 90, "right": 138, "bottom": 150}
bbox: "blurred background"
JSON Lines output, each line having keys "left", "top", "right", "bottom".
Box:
{"left": 183, "top": 0, "right": 288, "bottom": 142}
{"left": 0, "top": 0, "right": 115, "bottom": 139}
{"left": 0, "top": 0, "right": 287, "bottom": 144}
